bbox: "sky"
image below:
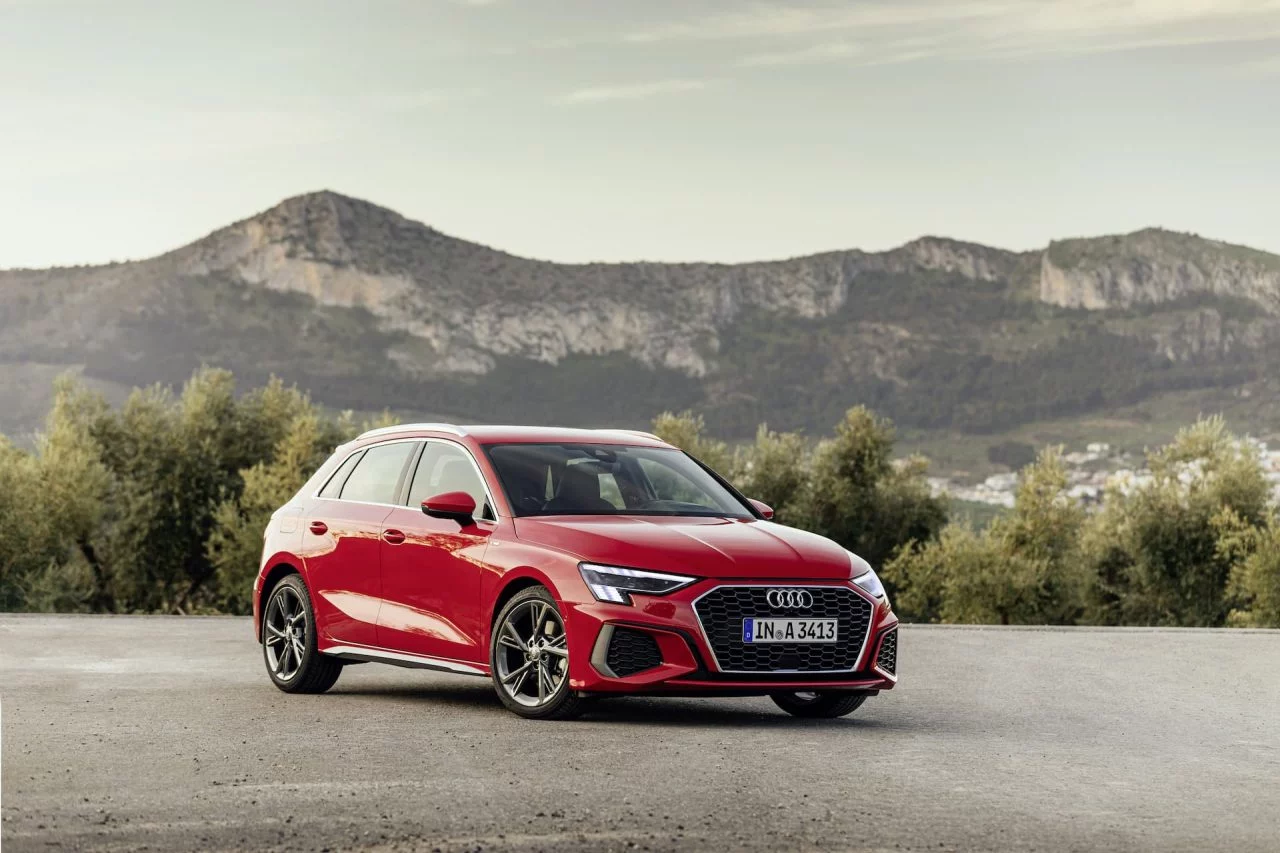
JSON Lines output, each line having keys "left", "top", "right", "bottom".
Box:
{"left": 1, "top": 0, "right": 1278, "bottom": 269}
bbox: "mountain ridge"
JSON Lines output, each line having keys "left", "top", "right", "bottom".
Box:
{"left": 2, "top": 191, "right": 1278, "bottom": 444}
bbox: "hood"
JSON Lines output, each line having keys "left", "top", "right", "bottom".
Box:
{"left": 513, "top": 515, "right": 856, "bottom": 580}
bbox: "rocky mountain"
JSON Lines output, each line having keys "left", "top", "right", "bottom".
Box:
{"left": 3, "top": 191, "right": 1279, "bottom": 442}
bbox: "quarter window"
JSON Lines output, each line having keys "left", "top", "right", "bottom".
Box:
{"left": 318, "top": 450, "right": 364, "bottom": 499}
{"left": 339, "top": 442, "right": 417, "bottom": 504}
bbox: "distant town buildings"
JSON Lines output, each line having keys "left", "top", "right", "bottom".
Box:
{"left": 930, "top": 439, "right": 1280, "bottom": 509}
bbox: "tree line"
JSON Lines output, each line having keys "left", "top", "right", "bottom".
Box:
{"left": 657, "top": 410, "right": 1280, "bottom": 627}
{"left": 1, "top": 368, "right": 1277, "bottom": 627}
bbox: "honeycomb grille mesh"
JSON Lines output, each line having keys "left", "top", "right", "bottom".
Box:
{"left": 606, "top": 627, "right": 663, "bottom": 677}
{"left": 694, "top": 586, "right": 873, "bottom": 673}
{"left": 876, "top": 628, "right": 898, "bottom": 675}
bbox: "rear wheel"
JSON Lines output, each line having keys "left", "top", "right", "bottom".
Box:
{"left": 490, "top": 586, "right": 592, "bottom": 720}
{"left": 263, "top": 574, "right": 342, "bottom": 694}
{"left": 770, "top": 690, "right": 867, "bottom": 718}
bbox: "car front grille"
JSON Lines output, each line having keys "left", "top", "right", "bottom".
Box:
{"left": 606, "top": 627, "right": 663, "bottom": 677}
{"left": 693, "top": 586, "right": 874, "bottom": 673}
{"left": 875, "top": 628, "right": 897, "bottom": 675}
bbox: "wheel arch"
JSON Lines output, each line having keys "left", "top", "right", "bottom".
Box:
{"left": 258, "top": 561, "right": 303, "bottom": 641}
{"left": 491, "top": 573, "right": 553, "bottom": 626}
{"left": 488, "top": 564, "right": 572, "bottom": 636}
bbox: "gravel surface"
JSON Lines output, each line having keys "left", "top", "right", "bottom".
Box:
{"left": 2, "top": 616, "right": 1278, "bottom": 852}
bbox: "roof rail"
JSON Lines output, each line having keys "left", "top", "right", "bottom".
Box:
{"left": 357, "top": 422, "right": 466, "bottom": 440}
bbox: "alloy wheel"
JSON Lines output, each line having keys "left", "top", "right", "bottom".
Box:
{"left": 494, "top": 599, "right": 569, "bottom": 708}
{"left": 264, "top": 585, "right": 308, "bottom": 681}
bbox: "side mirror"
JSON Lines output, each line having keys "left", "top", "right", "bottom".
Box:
{"left": 748, "top": 499, "right": 774, "bottom": 520}
{"left": 422, "top": 491, "right": 477, "bottom": 524}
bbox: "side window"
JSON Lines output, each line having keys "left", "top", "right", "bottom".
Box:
{"left": 339, "top": 442, "right": 417, "bottom": 504}
{"left": 318, "top": 450, "right": 364, "bottom": 499}
{"left": 407, "top": 443, "right": 494, "bottom": 520}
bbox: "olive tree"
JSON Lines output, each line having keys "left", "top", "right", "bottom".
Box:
{"left": 786, "top": 407, "right": 948, "bottom": 569}
{"left": 885, "top": 447, "right": 1084, "bottom": 624}
{"left": 1081, "top": 417, "right": 1270, "bottom": 627}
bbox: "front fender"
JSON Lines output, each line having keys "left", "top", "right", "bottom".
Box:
{"left": 481, "top": 542, "right": 589, "bottom": 649}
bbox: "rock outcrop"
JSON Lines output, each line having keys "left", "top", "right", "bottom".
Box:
{"left": 1039, "top": 229, "right": 1280, "bottom": 313}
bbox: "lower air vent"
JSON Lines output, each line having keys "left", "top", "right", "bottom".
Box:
{"left": 606, "top": 627, "right": 663, "bottom": 677}
{"left": 876, "top": 628, "right": 898, "bottom": 675}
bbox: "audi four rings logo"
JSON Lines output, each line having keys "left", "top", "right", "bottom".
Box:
{"left": 766, "top": 589, "right": 814, "bottom": 609}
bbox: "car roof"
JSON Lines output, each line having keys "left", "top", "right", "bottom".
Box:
{"left": 355, "top": 423, "right": 674, "bottom": 448}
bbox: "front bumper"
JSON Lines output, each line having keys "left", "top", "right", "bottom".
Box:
{"left": 564, "top": 578, "right": 899, "bottom": 695}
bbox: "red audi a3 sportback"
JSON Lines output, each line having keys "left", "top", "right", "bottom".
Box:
{"left": 254, "top": 424, "right": 899, "bottom": 719}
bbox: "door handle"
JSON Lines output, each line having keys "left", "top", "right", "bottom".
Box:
{"left": 309, "top": 521, "right": 328, "bottom": 535}
{"left": 383, "top": 529, "right": 406, "bottom": 545}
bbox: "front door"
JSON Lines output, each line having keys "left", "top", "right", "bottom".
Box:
{"left": 377, "top": 440, "right": 495, "bottom": 664}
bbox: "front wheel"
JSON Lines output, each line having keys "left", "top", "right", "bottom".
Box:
{"left": 262, "top": 574, "right": 342, "bottom": 694}
{"left": 490, "top": 586, "right": 592, "bottom": 720}
{"left": 770, "top": 691, "right": 867, "bottom": 719}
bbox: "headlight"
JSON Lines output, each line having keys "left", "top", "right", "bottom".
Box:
{"left": 578, "top": 563, "right": 695, "bottom": 605}
{"left": 850, "top": 554, "right": 886, "bottom": 599}
{"left": 853, "top": 568, "right": 885, "bottom": 598}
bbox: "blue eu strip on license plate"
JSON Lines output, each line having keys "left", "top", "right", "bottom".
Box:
{"left": 743, "top": 617, "right": 754, "bottom": 642}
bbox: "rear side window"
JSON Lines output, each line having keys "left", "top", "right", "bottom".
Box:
{"left": 318, "top": 450, "right": 364, "bottom": 499}
{"left": 339, "top": 442, "right": 418, "bottom": 504}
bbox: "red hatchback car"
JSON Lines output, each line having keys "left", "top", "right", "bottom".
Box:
{"left": 254, "top": 424, "right": 899, "bottom": 719}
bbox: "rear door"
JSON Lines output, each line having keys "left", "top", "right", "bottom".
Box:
{"left": 302, "top": 440, "right": 419, "bottom": 647}
{"left": 377, "top": 440, "right": 495, "bottom": 664}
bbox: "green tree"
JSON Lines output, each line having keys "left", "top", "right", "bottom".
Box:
{"left": 87, "top": 368, "right": 268, "bottom": 612}
{"left": 733, "top": 425, "right": 809, "bottom": 520}
{"left": 1214, "top": 509, "right": 1280, "bottom": 628}
{"left": 885, "top": 447, "right": 1085, "bottom": 624}
{"left": 30, "top": 376, "right": 113, "bottom": 610}
{"left": 651, "top": 410, "right": 734, "bottom": 475}
{"left": 1082, "top": 417, "right": 1270, "bottom": 626}
{"left": 786, "top": 407, "right": 948, "bottom": 569}
{"left": 0, "top": 438, "right": 49, "bottom": 611}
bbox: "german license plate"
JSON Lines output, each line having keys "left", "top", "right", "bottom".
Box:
{"left": 743, "top": 618, "right": 838, "bottom": 643}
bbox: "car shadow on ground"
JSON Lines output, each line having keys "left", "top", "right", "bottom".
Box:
{"left": 326, "top": 680, "right": 913, "bottom": 729}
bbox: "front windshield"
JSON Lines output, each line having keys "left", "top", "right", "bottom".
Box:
{"left": 483, "top": 443, "right": 754, "bottom": 519}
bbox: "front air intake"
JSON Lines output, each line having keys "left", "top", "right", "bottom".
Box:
{"left": 606, "top": 627, "right": 663, "bottom": 677}
{"left": 875, "top": 628, "right": 898, "bottom": 675}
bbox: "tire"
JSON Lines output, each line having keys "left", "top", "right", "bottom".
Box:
{"left": 262, "top": 574, "right": 343, "bottom": 694}
{"left": 490, "top": 586, "right": 593, "bottom": 720}
{"left": 770, "top": 691, "right": 868, "bottom": 719}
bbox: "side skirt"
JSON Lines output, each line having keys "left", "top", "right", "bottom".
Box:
{"left": 322, "top": 644, "right": 489, "bottom": 677}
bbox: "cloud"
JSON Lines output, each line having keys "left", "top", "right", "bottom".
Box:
{"left": 358, "top": 91, "right": 454, "bottom": 112}
{"left": 737, "top": 40, "right": 862, "bottom": 66}
{"left": 552, "top": 78, "right": 716, "bottom": 105}
{"left": 623, "top": 0, "right": 1280, "bottom": 64}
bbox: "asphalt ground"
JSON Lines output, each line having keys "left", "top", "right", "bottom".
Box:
{"left": 2, "top": 616, "right": 1277, "bottom": 852}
